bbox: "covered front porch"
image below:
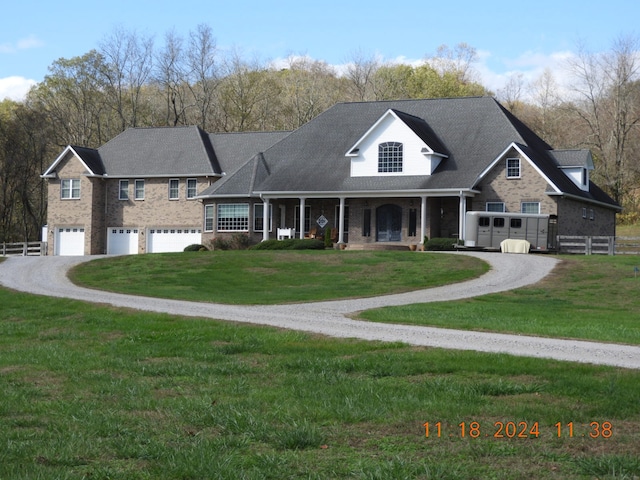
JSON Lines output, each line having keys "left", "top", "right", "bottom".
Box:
{"left": 257, "top": 192, "right": 475, "bottom": 247}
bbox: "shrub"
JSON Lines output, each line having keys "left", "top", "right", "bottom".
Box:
{"left": 324, "top": 228, "right": 332, "bottom": 248}
{"left": 230, "top": 233, "right": 250, "bottom": 250}
{"left": 183, "top": 244, "right": 208, "bottom": 252}
{"left": 250, "top": 239, "right": 326, "bottom": 250}
{"left": 209, "top": 238, "right": 231, "bottom": 250}
{"left": 425, "top": 237, "right": 457, "bottom": 251}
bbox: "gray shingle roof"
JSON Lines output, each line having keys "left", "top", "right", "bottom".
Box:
{"left": 550, "top": 149, "right": 593, "bottom": 168}
{"left": 249, "top": 97, "right": 547, "bottom": 193}
{"left": 71, "top": 146, "right": 105, "bottom": 175}
{"left": 98, "top": 126, "right": 221, "bottom": 177}
{"left": 204, "top": 96, "right": 618, "bottom": 209}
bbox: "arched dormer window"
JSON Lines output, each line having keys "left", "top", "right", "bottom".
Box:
{"left": 378, "top": 142, "right": 403, "bottom": 173}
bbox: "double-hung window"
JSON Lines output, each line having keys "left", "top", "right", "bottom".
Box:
{"left": 135, "top": 180, "right": 145, "bottom": 200}
{"left": 61, "top": 179, "right": 81, "bottom": 199}
{"left": 254, "top": 204, "right": 273, "bottom": 232}
{"left": 378, "top": 142, "right": 403, "bottom": 173}
{"left": 204, "top": 205, "right": 214, "bottom": 232}
{"left": 217, "top": 204, "right": 249, "bottom": 231}
{"left": 169, "top": 179, "right": 179, "bottom": 200}
{"left": 506, "top": 158, "right": 521, "bottom": 178}
{"left": 119, "top": 180, "right": 129, "bottom": 200}
{"left": 187, "top": 178, "right": 197, "bottom": 199}
{"left": 486, "top": 202, "right": 505, "bottom": 212}
{"left": 521, "top": 202, "right": 540, "bottom": 214}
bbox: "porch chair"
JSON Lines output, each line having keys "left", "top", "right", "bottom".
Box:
{"left": 305, "top": 227, "right": 318, "bottom": 239}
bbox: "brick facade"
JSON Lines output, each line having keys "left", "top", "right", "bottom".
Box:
{"left": 472, "top": 148, "right": 558, "bottom": 215}
{"left": 47, "top": 154, "right": 212, "bottom": 254}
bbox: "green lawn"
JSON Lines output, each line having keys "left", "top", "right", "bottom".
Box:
{"left": 2, "top": 250, "right": 640, "bottom": 478}
{"left": 0, "top": 286, "right": 638, "bottom": 479}
{"left": 70, "top": 250, "right": 488, "bottom": 304}
{"left": 358, "top": 255, "right": 640, "bottom": 344}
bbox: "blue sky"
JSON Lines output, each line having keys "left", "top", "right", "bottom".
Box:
{"left": 1, "top": 0, "right": 638, "bottom": 101}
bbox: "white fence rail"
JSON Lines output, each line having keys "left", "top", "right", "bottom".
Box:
{"left": 557, "top": 236, "right": 640, "bottom": 255}
{"left": 0, "top": 242, "right": 46, "bottom": 256}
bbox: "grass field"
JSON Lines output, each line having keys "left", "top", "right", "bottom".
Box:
{"left": 359, "top": 255, "right": 640, "bottom": 344}
{"left": 70, "top": 250, "right": 488, "bottom": 304}
{"left": 1, "top": 251, "right": 639, "bottom": 478}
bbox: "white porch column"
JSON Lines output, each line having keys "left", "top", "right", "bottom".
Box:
{"left": 458, "top": 192, "right": 467, "bottom": 242}
{"left": 299, "top": 197, "right": 306, "bottom": 239}
{"left": 420, "top": 195, "right": 427, "bottom": 245}
{"left": 338, "top": 197, "right": 346, "bottom": 244}
{"left": 262, "top": 198, "right": 270, "bottom": 242}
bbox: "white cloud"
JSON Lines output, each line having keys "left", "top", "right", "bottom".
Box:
{"left": 0, "top": 76, "right": 37, "bottom": 101}
{"left": 474, "top": 49, "right": 577, "bottom": 102}
{"left": 0, "top": 34, "right": 43, "bottom": 54}
{"left": 16, "top": 35, "right": 44, "bottom": 50}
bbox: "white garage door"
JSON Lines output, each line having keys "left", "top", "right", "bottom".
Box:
{"left": 55, "top": 227, "right": 85, "bottom": 256}
{"left": 147, "top": 228, "right": 202, "bottom": 253}
{"left": 107, "top": 228, "right": 139, "bottom": 255}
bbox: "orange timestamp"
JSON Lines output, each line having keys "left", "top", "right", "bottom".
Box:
{"left": 423, "top": 421, "right": 613, "bottom": 439}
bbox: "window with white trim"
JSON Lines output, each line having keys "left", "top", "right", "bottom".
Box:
{"left": 61, "top": 179, "right": 81, "bottom": 199}
{"left": 135, "top": 179, "right": 145, "bottom": 200}
{"left": 119, "top": 180, "right": 129, "bottom": 200}
{"left": 521, "top": 202, "right": 540, "bottom": 214}
{"left": 294, "top": 205, "right": 311, "bottom": 233}
{"left": 217, "top": 203, "right": 249, "bottom": 231}
{"left": 254, "top": 204, "right": 273, "bottom": 232}
{"left": 506, "top": 158, "right": 521, "bottom": 178}
{"left": 187, "top": 178, "right": 197, "bottom": 199}
{"left": 204, "top": 205, "right": 214, "bottom": 232}
{"left": 486, "top": 202, "right": 505, "bottom": 212}
{"left": 169, "top": 179, "right": 179, "bottom": 200}
{"left": 378, "top": 142, "right": 403, "bottom": 173}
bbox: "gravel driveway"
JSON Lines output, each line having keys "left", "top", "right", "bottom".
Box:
{"left": 1, "top": 252, "right": 639, "bottom": 369}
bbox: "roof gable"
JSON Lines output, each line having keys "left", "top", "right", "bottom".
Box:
{"left": 346, "top": 108, "right": 448, "bottom": 157}
{"left": 473, "top": 142, "right": 562, "bottom": 193}
{"left": 346, "top": 109, "right": 449, "bottom": 177}
{"left": 42, "top": 145, "right": 104, "bottom": 178}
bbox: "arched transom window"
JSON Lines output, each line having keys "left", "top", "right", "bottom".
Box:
{"left": 378, "top": 142, "right": 403, "bottom": 173}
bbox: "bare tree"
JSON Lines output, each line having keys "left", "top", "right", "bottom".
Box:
{"left": 566, "top": 35, "right": 640, "bottom": 205}
{"left": 99, "top": 26, "right": 154, "bottom": 131}
{"left": 186, "top": 24, "right": 219, "bottom": 131}
{"left": 429, "top": 43, "right": 479, "bottom": 84}
{"left": 344, "top": 50, "right": 381, "bottom": 101}
{"left": 498, "top": 72, "right": 525, "bottom": 113}
{"left": 277, "top": 56, "right": 342, "bottom": 129}
{"left": 154, "top": 29, "right": 190, "bottom": 126}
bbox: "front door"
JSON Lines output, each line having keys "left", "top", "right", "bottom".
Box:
{"left": 376, "top": 204, "right": 402, "bottom": 242}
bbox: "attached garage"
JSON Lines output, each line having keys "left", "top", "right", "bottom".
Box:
{"left": 107, "top": 228, "right": 139, "bottom": 255}
{"left": 55, "top": 227, "right": 85, "bottom": 256}
{"left": 147, "top": 228, "right": 202, "bottom": 253}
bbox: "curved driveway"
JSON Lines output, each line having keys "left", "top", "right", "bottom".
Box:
{"left": 1, "top": 252, "right": 639, "bottom": 369}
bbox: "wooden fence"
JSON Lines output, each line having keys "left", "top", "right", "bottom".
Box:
{"left": 556, "top": 236, "right": 640, "bottom": 255}
{"left": 0, "top": 242, "right": 46, "bottom": 256}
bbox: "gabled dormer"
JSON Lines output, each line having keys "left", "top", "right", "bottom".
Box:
{"left": 550, "top": 149, "right": 594, "bottom": 192}
{"left": 345, "top": 109, "right": 448, "bottom": 177}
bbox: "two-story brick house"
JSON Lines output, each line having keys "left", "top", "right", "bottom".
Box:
{"left": 43, "top": 97, "right": 620, "bottom": 255}
{"left": 42, "top": 126, "right": 289, "bottom": 255}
